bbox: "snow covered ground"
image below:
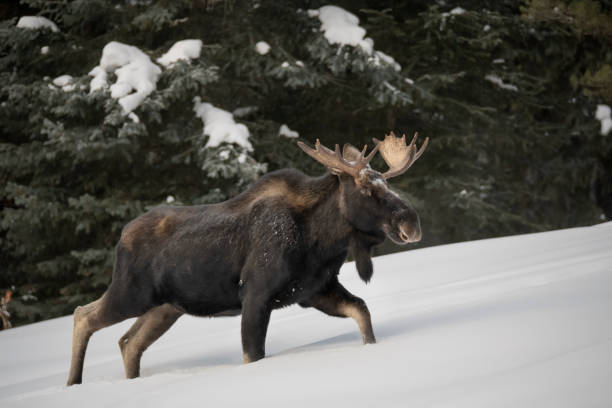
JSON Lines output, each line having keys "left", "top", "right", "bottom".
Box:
{"left": 1, "top": 222, "right": 611, "bottom": 407}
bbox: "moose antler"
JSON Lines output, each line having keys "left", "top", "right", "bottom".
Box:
{"left": 297, "top": 139, "right": 379, "bottom": 180}
{"left": 373, "top": 131, "right": 429, "bottom": 179}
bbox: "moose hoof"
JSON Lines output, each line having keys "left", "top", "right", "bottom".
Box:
{"left": 242, "top": 352, "right": 264, "bottom": 364}
{"left": 363, "top": 335, "right": 376, "bottom": 345}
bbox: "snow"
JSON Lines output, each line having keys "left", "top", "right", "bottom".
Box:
{"left": 595, "top": 104, "right": 611, "bottom": 136}
{"left": 89, "top": 42, "right": 162, "bottom": 114}
{"left": 278, "top": 124, "right": 299, "bottom": 138}
{"left": 485, "top": 74, "right": 519, "bottom": 91}
{"left": 156, "top": 39, "right": 202, "bottom": 67}
{"left": 52, "top": 75, "right": 73, "bottom": 88}
{"left": 232, "top": 106, "right": 258, "bottom": 118}
{"left": 311, "top": 5, "right": 373, "bottom": 53}
{"left": 599, "top": 118, "right": 611, "bottom": 136}
{"left": 449, "top": 7, "right": 467, "bottom": 15}
{"left": 308, "top": 5, "right": 400, "bottom": 71}
{"left": 1, "top": 222, "right": 611, "bottom": 407}
{"left": 595, "top": 104, "right": 610, "bottom": 120}
{"left": 440, "top": 7, "right": 468, "bottom": 31}
{"left": 254, "top": 41, "right": 271, "bottom": 55}
{"left": 193, "top": 97, "right": 253, "bottom": 151}
{"left": 51, "top": 75, "right": 76, "bottom": 92}
{"left": 371, "top": 51, "right": 401, "bottom": 72}
{"left": 127, "top": 112, "right": 140, "bottom": 123}
{"left": 16, "top": 16, "right": 59, "bottom": 32}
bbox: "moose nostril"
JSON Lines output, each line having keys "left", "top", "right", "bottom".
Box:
{"left": 398, "top": 223, "right": 421, "bottom": 243}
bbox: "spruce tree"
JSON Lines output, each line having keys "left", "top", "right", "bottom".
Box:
{"left": 0, "top": 0, "right": 609, "bottom": 325}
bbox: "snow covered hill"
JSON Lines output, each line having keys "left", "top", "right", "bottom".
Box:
{"left": 1, "top": 223, "right": 611, "bottom": 407}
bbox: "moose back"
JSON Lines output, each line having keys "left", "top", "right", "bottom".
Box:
{"left": 67, "top": 132, "right": 428, "bottom": 385}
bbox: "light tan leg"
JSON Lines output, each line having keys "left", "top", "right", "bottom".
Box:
{"left": 118, "top": 304, "right": 182, "bottom": 379}
{"left": 308, "top": 282, "right": 376, "bottom": 344}
{"left": 67, "top": 293, "right": 124, "bottom": 386}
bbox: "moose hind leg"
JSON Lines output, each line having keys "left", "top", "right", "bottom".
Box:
{"left": 67, "top": 293, "right": 128, "bottom": 386}
{"left": 118, "top": 304, "right": 182, "bottom": 379}
{"left": 307, "top": 280, "right": 376, "bottom": 344}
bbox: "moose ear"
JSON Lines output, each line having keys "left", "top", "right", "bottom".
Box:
{"left": 342, "top": 144, "right": 363, "bottom": 162}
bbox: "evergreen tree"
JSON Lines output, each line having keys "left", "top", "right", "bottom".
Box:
{"left": 0, "top": 0, "right": 609, "bottom": 325}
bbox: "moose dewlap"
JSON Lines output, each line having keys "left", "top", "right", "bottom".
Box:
{"left": 67, "top": 132, "right": 428, "bottom": 385}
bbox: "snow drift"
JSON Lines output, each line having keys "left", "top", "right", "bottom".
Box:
{"left": 1, "top": 222, "right": 611, "bottom": 407}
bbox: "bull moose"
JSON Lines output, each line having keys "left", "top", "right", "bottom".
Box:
{"left": 67, "top": 132, "right": 428, "bottom": 385}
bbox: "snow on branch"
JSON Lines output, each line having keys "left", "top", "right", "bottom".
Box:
{"left": 89, "top": 42, "right": 162, "bottom": 114}
{"left": 255, "top": 41, "right": 271, "bottom": 55}
{"left": 596, "top": 104, "right": 611, "bottom": 136}
{"left": 52, "top": 75, "right": 75, "bottom": 92}
{"left": 193, "top": 97, "right": 253, "bottom": 151}
{"left": 279, "top": 124, "right": 299, "bottom": 138}
{"left": 308, "top": 5, "right": 401, "bottom": 72}
{"left": 156, "top": 39, "right": 203, "bottom": 67}
{"left": 17, "top": 16, "right": 59, "bottom": 32}
{"left": 485, "top": 74, "right": 518, "bottom": 92}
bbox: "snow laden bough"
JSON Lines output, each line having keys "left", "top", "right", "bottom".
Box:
{"left": 88, "top": 40, "right": 203, "bottom": 120}
{"left": 66, "top": 132, "right": 429, "bottom": 385}
{"left": 89, "top": 42, "right": 161, "bottom": 115}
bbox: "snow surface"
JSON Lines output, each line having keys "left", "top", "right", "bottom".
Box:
{"left": 156, "top": 39, "right": 202, "bottom": 67}
{"left": 1, "top": 222, "right": 611, "bottom": 407}
{"left": 595, "top": 104, "right": 611, "bottom": 136}
{"left": 89, "top": 42, "right": 161, "bottom": 114}
{"left": 255, "top": 41, "right": 271, "bottom": 55}
{"left": 278, "top": 123, "right": 299, "bottom": 138}
{"left": 16, "top": 16, "right": 59, "bottom": 32}
{"left": 193, "top": 97, "right": 253, "bottom": 151}
{"left": 308, "top": 5, "right": 400, "bottom": 71}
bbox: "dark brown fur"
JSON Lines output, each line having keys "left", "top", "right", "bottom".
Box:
{"left": 67, "top": 165, "right": 422, "bottom": 385}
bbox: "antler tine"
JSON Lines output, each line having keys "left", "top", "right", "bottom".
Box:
{"left": 414, "top": 135, "right": 428, "bottom": 162}
{"left": 357, "top": 144, "right": 367, "bottom": 161}
{"left": 297, "top": 139, "right": 378, "bottom": 179}
{"left": 373, "top": 131, "right": 429, "bottom": 179}
{"left": 408, "top": 132, "right": 417, "bottom": 146}
{"left": 365, "top": 143, "right": 379, "bottom": 163}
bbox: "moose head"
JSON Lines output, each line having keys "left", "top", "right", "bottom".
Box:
{"left": 298, "top": 132, "right": 428, "bottom": 245}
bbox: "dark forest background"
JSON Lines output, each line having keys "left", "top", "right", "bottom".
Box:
{"left": 1, "top": 0, "right": 610, "bottom": 326}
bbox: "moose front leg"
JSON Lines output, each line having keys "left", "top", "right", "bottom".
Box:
{"left": 240, "top": 296, "right": 272, "bottom": 363}
{"left": 306, "top": 280, "right": 376, "bottom": 344}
